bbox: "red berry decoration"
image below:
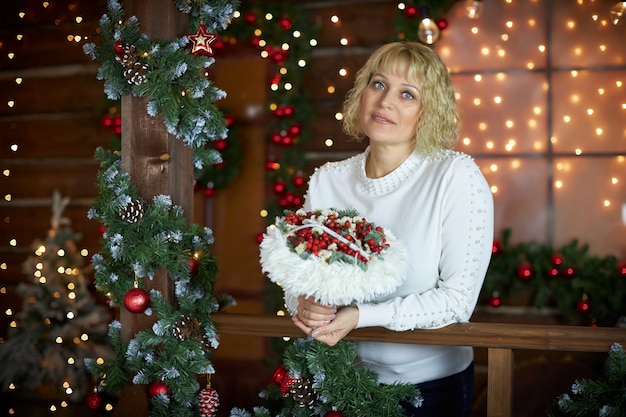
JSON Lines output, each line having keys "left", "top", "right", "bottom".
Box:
{"left": 244, "top": 11, "right": 256, "bottom": 24}
{"left": 198, "top": 386, "right": 219, "bottom": 417}
{"left": 403, "top": 4, "right": 419, "bottom": 18}
{"left": 278, "top": 16, "right": 293, "bottom": 30}
{"left": 492, "top": 240, "right": 503, "bottom": 256}
{"left": 576, "top": 294, "right": 591, "bottom": 314}
{"left": 618, "top": 260, "right": 626, "bottom": 276}
{"left": 516, "top": 262, "right": 535, "bottom": 283}
{"left": 436, "top": 18, "right": 448, "bottom": 30}
{"left": 85, "top": 390, "right": 104, "bottom": 410}
{"left": 550, "top": 254, "right": 564, "bottom": 267}
{"left": 560, "top": 265, "right": 576, "bottom": 279}
{"left": 123, "top": 287, "right": 150, "bottom": 314}
{"left": 547, "top": 267, "right": 560, "bottom": 278}
{"left": 147, "top": 381, "right": 169, "bottom": 397}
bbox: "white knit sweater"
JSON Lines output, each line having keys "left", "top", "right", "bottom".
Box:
{"left": 294, "top": 147, "right": 494, "bottom": 385}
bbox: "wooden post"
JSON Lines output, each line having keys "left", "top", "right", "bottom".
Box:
{"left": 114, "top": 1, "right": 189, "bottom": 415}
{"left": 487, "top": 347, "right": 514, "bottom": 417}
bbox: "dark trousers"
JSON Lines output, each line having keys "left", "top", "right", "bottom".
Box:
{"left": 401, "top": 362, "right": 474, "bottom": 417}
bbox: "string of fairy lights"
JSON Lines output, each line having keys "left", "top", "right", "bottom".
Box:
{"left": 1, "top": 0, "right": 625, "bottom": 413}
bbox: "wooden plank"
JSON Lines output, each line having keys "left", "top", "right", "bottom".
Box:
{"left": 0, "top": 74, "right": 103, "bottom": 116}
{"left": 0, "top": 23, "right": 103, "bottom": 70}
{"left": 1, "top": 163, "right": 100, "bottom": 199}
{"left": 0, "top": 205, "right": 101, "bottom": 255}
{"left": 487, "top": 348, "right": 513, "bottom": 417}
{"left": 304, "top": 2, "right": 395, "bottom": 48}
{"left": 0, "top": 115, "right": 110, "bottom": 159}
{"left": 212, "top": 313, "right": 626, "bottom": 353}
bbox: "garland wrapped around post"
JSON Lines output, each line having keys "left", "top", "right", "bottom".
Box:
{"left": 82, "top": 0, "right": 239, "bottom": 415}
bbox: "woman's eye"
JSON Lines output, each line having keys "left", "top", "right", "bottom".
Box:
{"left": 373, "top": 81, "right": 384, "bottom": 90}
{"left": 402, "top": 91, "right": 415, "bottom": 100}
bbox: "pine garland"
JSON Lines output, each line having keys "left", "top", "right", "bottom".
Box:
{"left": 483, "top": 229, "right": 626, "bottom": 327}
{"left": 86, "top": 148, "right": 235, "bottom": 416}
{"left": 546, "top": 343, "right": 626, "bottom": 417}
{"left": 83, "top": 0, "right": 239, "bottom": 170}
{"left": 230, "top": 339, "right": 421, "bottom": 417}
{"left": 222, "top": 3, "right": 318, "bottom": 220}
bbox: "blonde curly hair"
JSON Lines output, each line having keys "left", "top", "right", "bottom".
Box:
{"left": 342, "top": 41, "right": 460, "bottom": 154}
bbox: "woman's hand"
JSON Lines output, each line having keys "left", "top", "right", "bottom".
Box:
{"left": 293, "top": 295, "right": 359, "bottom": 346}
{"left": 294, "top": 295, "right": 337, "bottom": 328}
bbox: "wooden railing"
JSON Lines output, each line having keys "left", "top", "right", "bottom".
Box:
{"left": 213, "top": 313, "right": 626, "bottom": 417}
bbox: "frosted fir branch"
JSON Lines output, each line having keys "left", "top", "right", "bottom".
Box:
{"left": 132, "top": 369, "right": 148, "bottom": 384}
{"left": 173, "top": 62, "right": 188, "bottom": 79}
{"left": 153, "top": 194, "right": 172, "bottom": 209}
{"left": 126, "top": 338, "right": 141, "bottom": 361}
{"left": 229, "top": 408, "right": 253, "bottom": 417}
{"left": 599, "top": 405, "right": 612, "bottom": 417}
{"left": 557, "top": 393, "right": 571, "bottom": 410}
{"left": 91, "top": 253, "right": 104, "bottom": 267}
{"left": 152, "top": 320, "right": 168, "bottom": 337}
{"left": 161, "top": 367, "right": 181, "bottom": 379}
{"left": 147, "top": 100, "right": 158, "bottom": 117}
{"left": 199, "top": 364, "right": 215, "bottom": 375}
{"left": 110, "top": 273, "right": 119, "bottom": 283}
{"left": 83, "top": 43, "right": 97, "bottom": 59}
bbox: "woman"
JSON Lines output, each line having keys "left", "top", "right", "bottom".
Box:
{"left": 287, "top": 41, "right": 494, "bottom": 417}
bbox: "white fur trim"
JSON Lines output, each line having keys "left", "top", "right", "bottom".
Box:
{"left": 259, "top": 225, "right": 408, "bottom": 306}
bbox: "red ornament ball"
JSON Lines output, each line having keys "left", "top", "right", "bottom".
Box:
{"left": 278, "top": 16, "right": 293, "bottom": 30}
{"left": 325, "top": 411, "right": 344, "bottom": 417}
{"left": 204, "top": 186, "right": 215, "bottom": 198}
{"left": 147, "top": 381, "right": 170, "bottom": 398}
{"left": 187, "top": 256, "right": 199, "bottom": 277}
{"left": 85, "top": 390, "right": 104, "bottom": 410}
{"left": 489, "top": 293, "right": 501, "bottom": 307}
{"left": 560, "top": 265, "right": 576, "bottom": 279}
{"left": 576, "top": 295, "right": 591, "bottom": 314}
{"left": 516, "top": 262, "right": 535, "bottom": 283}
{"left": 492, "top": 240, "right": 503, "bottom": 256}
{"left": 403, "top": 5, "right": 419, "bottom": 18}
{"left": 244, "top": 11, "right": 257, "bottom": 24}
{"left": 113, "top": 40, "right": 125, "bottom": 56}
{"left": 123, "top": 287, "right": 150, "bottom": 314}
{"left": 271, "top": 365, "right": 288, "bottom": 385}
{"left": 550, "top": 254, "right": 564, "bottom": 267}
{"left": 213, "top": 139, "right": 228, "bottom": 152}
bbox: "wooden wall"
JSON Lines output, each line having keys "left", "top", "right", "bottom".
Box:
{"left": 0, "top": 0, "right": 111, "bottom": 332}
{"left": 0, "top": 1, "right": 608, "bottom": 416}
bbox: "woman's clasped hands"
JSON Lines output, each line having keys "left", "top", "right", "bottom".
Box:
{"left": 292, "top": 295, "right": 359, "bottom": 347}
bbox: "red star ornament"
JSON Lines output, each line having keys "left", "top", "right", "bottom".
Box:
{"left": 188, "top": 23, "right": 216, "bottom": 56}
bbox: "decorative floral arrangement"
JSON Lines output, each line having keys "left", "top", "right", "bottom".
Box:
{"left": 259, "top": 208, "right": 408, "bottom": 306}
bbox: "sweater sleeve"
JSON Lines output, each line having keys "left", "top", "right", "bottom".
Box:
{"left": 357, "top": 156, "right": 494, "bottom": 330}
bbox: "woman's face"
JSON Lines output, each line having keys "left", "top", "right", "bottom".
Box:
{"left": 358, "top": 67, "right": 421, "bottom": 149}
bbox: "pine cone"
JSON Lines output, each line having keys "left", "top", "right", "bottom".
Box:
{"left": 119, "top": 199, "right": 145, "bottom": 223}
{"left": 115, "top": 44, "right": 148, "bottom": 85}
{"left": 198, "top": 387, "right": 219, "bottom": 417}
{"left": 173, "top": 315, "right": 212, "bottom": 350}
{"left": 290, "top": 379, "right": 317, "bottom": 408}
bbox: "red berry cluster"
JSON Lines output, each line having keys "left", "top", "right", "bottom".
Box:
{"left": 282, "top": 210, "right": 389, "bottom": 265}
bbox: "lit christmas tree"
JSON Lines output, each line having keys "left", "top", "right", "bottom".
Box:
{"left": 0, "top": 191, "right": 112, "bottom": 402}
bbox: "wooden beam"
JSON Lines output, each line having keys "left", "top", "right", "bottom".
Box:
{"left": 212, "top": 313, "right": 626, "bottom": 353}
{"left": 487, "top": 348, "right": 513, "bottom": 417}
{"left": 114, "top": 1, "right": 189, "bottom": 416}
